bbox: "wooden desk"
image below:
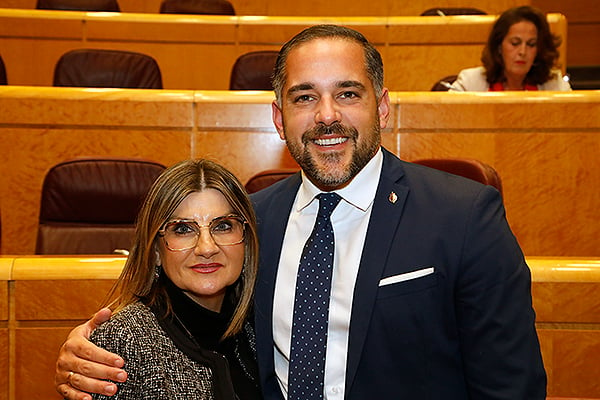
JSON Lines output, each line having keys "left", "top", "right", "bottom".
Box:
{"left": 530, "top": 257, "right": 600, "bottom": 398}
{"left": 0, "top": 259, "right": 9, "bottom": 400}
{"left": 0, "top": 255, "right": 598, "bottom": 399}
{"left": 0, "top": 0, "right": 524, "bottom": 16}
{"left": 1, "top": 87, "right": 598, "bottom": 257}
{"left": 0, "top": 9, "right": 567, "bottom": 91}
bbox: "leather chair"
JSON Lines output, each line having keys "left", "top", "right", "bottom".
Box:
{"left": 431, "top": 75, "right": 458, "bottom": 91}
{"left": 245, "top": 168, "right": 300, "bottom": 193}
{"left": 36, "top": 158, "right": 166, "bottom": 254}
{"left": 566, "top": 65, "right": 600, "bottom": 90}
{"left": 53, "top": 49, "right": 163, "bottom": 89}
{"left": 229, "top": 50, "right": 278, "bottom": 90}
{"left": 412, "top": 158, "right": 503, "bottom": 195}
{"left": 421, "top": 7, "right": 486, "bottom": 16}
{"left": 0, "top": 54, "right": 6, "bottom": 85}
{"left": 36, "top": 0, "right": 120, "bottom": 11}
{"left": 245, "top": 158, "right": 502, "bottom": 195}
{"left": 159, "top": 0, "right": 235, "bottom": 15}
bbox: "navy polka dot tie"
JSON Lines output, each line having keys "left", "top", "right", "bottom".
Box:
{"left": 288, "top": 192, "right": 342, "bottom": 400}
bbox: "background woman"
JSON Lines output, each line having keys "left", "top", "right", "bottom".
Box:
{"left": 89, "top": 158, "right": 261, "bottom": 399}
{"left": 451, "top": 5, "right": 571, "bottom": 91}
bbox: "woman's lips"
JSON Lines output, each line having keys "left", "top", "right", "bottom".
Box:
{"left": 191, "top": 264, "right": 222, "bottom": 274}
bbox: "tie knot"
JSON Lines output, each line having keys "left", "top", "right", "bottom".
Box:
{"left": 316, "top": 192, "right": 342, "bottom": 219}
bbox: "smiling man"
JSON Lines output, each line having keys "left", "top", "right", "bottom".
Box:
{"left": 55, "top": 25, "right": 546, "bottom": 400}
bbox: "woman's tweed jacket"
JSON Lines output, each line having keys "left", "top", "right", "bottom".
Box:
{"left": 89, "top": 301, "right": 255, "bottom": 400}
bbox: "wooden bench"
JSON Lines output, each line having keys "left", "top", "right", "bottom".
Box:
{"left": 0, "top": 9, "right": 566, "bottom": 91}
{"left": 0, "top": 255, "right": 598, "bottom": 399}
{"left": 0, "top": 87, "right": 598, "bottom": 257}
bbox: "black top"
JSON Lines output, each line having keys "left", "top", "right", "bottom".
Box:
{"left": 155, "top": 277, "right": 261, "bottom": 400}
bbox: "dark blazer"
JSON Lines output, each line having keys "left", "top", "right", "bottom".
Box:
{"left": 252, "top": 148, "right": 546, "bottom": 400}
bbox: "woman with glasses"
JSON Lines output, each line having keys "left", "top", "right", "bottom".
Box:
{"left": 88, "top": 158, "right": 261, "bottom": 399}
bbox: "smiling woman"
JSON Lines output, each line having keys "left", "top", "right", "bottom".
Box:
{"left": 85, "top": 159, "right": 261, "bottom": 400}
{"left": 450, "top": 5, "right": 572, "bottom": 91}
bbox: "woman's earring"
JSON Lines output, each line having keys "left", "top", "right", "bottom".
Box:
{"left": 155, "top": 265, "right": 162, "bottom": 280}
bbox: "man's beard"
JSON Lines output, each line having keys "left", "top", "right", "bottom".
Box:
{"left": 285, "top": 121, "right": 381, "bottom": 188}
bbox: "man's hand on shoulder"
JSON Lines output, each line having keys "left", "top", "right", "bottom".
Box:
{"left": 55, "top": 308, "right": 127, "bottom": 399}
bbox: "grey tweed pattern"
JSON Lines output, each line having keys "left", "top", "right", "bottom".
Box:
{"left": 90, "top": 302, "right": 215, "bottom": 399}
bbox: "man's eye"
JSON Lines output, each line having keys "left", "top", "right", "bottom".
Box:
{"left": 339, "top": 91, "right": 358, "bottom": 99}
{"left": 294, "top": 94, "right": 313, "bottom": 103}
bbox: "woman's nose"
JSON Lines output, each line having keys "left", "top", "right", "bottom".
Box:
{"left": 193, "top": 230, "right": 220, "bottom": 257}
{"left": 314, "top": 97, "right": 341, "bottom": 125}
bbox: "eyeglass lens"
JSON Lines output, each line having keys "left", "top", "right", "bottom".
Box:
{"left": 162, "top": 216, "right": 245, "bottom": 250}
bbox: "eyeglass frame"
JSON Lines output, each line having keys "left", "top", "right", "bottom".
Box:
{"left": 157, "top": 214, "right": 247, "bottom": 251}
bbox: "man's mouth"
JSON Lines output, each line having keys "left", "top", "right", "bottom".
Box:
{"left": 314, "top": 137, "right": 348, "bottom": 146}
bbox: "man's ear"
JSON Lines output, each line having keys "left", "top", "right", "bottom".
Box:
{"left": 378, "top": 88, "right": 391, "bottom": 130}
{"left": 272, "top": 100, "right": 286, "bottom": 140}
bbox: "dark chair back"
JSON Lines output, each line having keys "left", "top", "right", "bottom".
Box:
{"left": 431, "top": 75, "right": 458, "bottom": 91}
{"left": 245, "top": 169, "right": 299, "bottom": 193}
{"left": 421, "top": 7, "right": 486, "bottom": 16}
{"left": 0, "top": 55, "right": 6, "bottom": 85}
{"left": 53, "top": 49, "right": 163, "bottom": 89}
{"left": 36, "top": 158, "right": 166, "bottom": 254}
{"left": 566, "top": 65, "right": 600, "bottom": 90}
{"left": 229, "top": 50, "right": 278, "bottom": 90}
{"left": 245, "top": 158, "right": 502, "bottom": 195}
{"left": 412, "top": 158, "right": 502, "bottom": 194}
{"left": 36, "top": 0, "right": 120, "bottom": 11}
{"left": 159, "top": 0, "right": 235, "bottom": 14}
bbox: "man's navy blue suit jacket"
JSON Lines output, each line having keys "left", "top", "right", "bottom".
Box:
{"left": 251, "top": 148, "right": 546, "bottom": 399}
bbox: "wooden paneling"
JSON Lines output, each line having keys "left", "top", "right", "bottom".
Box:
{"left": 1, "top": 88, "right": 599, "bottom": 257}
{"left": 532, "top": 0, "right": 600, "bottom": 66}
{"left": 10, "top": 256, "right": 123, "bottom": 400}
{"left": 2, "top": 0, "right": 598, "bottom": 66}
{"left": 0, "top": 255, "right": 597, "bottom": 399}
{"left": 0, "top": 0, "right": 524, "bottom": 16}
{"left": 0, "top": 9, "right": 567, "bottom": 91}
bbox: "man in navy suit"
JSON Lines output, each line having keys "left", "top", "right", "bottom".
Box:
{"left": 56, "top": 25, "right": 546, "bottom": 399}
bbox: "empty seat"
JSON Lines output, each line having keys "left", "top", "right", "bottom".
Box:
{"left": 412, "top": 158, "right": 502, "bottom": 194}
{"left": 159, "top": 0, "right": 235, "bottom": 15}
{"left": 53, "top": 49, "right": 163, "bottom": 89}
{"left": 245, "top": 158, "right": 502, "bottom": 195}
{"left": 36, "top": 0, "right": 120, "bottom": 11}
{"left": 245, "top": 168, "right": 299, "bottom": 193}
{"left": 36, "top": 157, "right": 166, "bottom": 254}
{"left": 0, "top": 54, "right": 6, "bottom": 85}
{"left": 229, "top": 50, "right": 278, "bottom": 90}
{"left": 566, "top": 65, "right": 600, "bottom": 90}
{"left": 421, "top": 7, "right": 486, "bottom": 16}
{"left": 431, "top": 75, "right": 458, "bottom": 91}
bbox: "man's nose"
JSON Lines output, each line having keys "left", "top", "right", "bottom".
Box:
{"left": 314, "top": 97, "right": 341, "bottom": 126}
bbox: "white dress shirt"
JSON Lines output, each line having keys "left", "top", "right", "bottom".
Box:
{"left": 272, "top": 149, "right": 383, "bottom": 399}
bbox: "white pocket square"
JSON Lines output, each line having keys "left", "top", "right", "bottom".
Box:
{"left": 378, "top": 267, "right": 435, "bottom": 287}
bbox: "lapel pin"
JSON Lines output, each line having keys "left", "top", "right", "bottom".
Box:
{"left": 389, "top": 192, "right": 397, "bottom": 204}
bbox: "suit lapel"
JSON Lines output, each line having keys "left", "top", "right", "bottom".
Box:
{"left": 253, "top": 174, "right": 301, "bottom": 398}
{"left": 345, "top": 150, "right": 410, "bottom": 392}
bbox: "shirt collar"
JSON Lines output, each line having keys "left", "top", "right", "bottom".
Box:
{"left": 296, "top": 148, "right": 383, "bottom": 212}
